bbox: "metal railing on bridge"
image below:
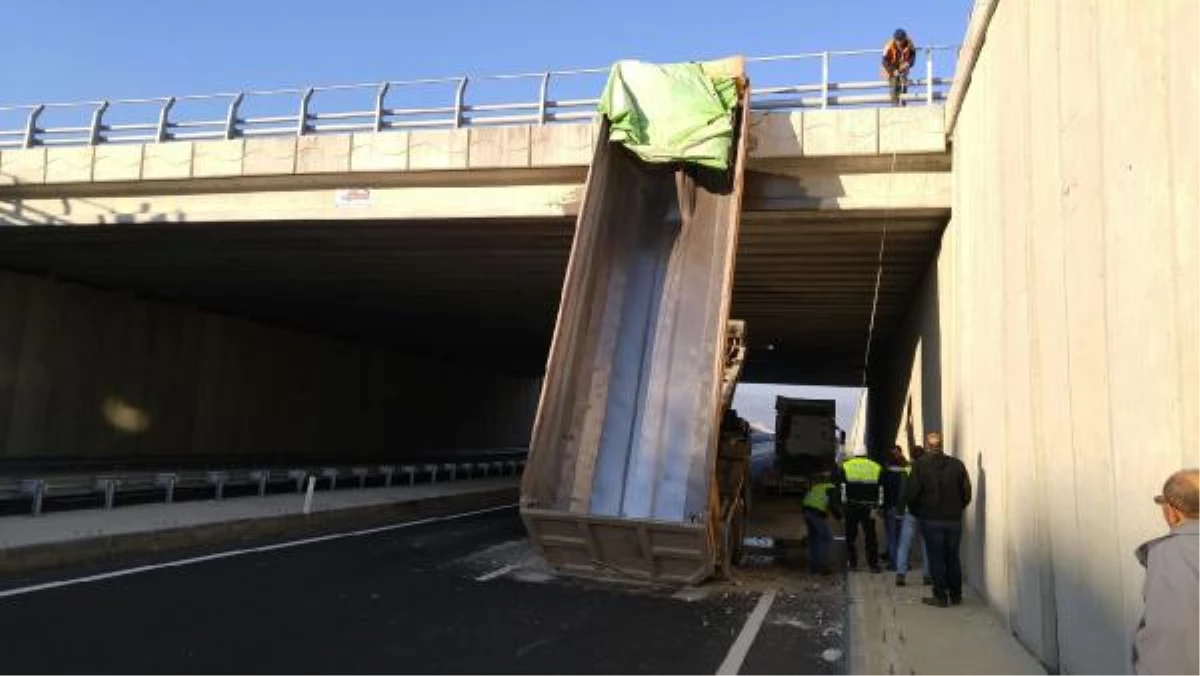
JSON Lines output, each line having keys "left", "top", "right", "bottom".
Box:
{"left": 0, "top": 46, "right": 957, "bottom": 150}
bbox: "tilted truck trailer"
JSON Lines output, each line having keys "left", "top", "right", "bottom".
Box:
{"left": 519, "top": 57, "right": 752, "bottom": 584}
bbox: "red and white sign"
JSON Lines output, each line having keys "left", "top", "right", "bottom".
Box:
{"left": 335, "top": 188, "right": 373, "bottom": 208}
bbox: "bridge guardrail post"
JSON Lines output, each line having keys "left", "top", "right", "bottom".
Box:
{"left": 225, "top": 92, "right": 244, "bottom": 140}
{"left": 453, "top": 77, "right": 468, "bottom": 128}
{"left": 89, "top": 101, "right": 110, "bottom": 145}
{"left": 537, "top": 72, "right": 551, "bottom": 124}
{"left": 821, "top": 52, "right": 830, "bottom": 109}
{"left": 374, "top": 82, "right": 390, "bottom": 132}
{"left": 298, "top": 87, "right": 314, "bottom": 136}
{"left": 156, "top": 97, "right": 175, "bottom": 142}
{"left": 22, "top": 105, "right": 44, "bottom": 148}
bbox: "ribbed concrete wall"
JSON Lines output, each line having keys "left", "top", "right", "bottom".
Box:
{"left": 874, "top": 0, "right": 1198, "bottom": 672}
{"left": 0, "top": 269, "right": 539, "bottom": 462}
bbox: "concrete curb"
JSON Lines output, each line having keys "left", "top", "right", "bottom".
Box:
{"left": 0, "top": 487, "right": 518, "bottom": 577}
{"left": 846, "top": 571, "right": 906, "bottom": 675}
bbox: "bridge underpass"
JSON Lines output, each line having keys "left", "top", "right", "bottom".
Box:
{"left": 0, "top": 210, "right": 945, "bottom": 385}
{"left": 0, "top": 107, "right": 951, "bottom": 467}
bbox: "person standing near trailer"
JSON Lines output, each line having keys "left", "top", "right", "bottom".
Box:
{"left": 880, "top": 444, "right": 908, "bottom": 568}
{"left": 835, "top": 448, "right": 884, "bottom": 573}
{"left": 801, "top": 474, "right": 842, "bottom": 575}
{"left": 903, "top": 432, "right": 971, "bottom": 607}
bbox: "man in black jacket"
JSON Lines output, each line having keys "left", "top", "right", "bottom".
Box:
{"left": 902, "top": 431, "right": 972, "bottom": 607}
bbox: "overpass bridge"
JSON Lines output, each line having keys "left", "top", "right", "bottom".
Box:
{"left": 0, "top": 48, "right": 954, "bottom": 387}
{"left": 0, "top": 7, "right": 1196, "bottom": 673}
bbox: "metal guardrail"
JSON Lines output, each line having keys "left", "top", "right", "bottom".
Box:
{"left": 0, "top": 47, "right": 957, "bottom": 150}
{"left": 0, "top": 451, "right": 527, "bottom": 516}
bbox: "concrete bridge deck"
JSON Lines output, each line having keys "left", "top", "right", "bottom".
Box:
{"left": 0, "top": 108, "right": 949, "bottom": 384}
{"left": 0, "top": 107, "right": 946, "bottom": 189}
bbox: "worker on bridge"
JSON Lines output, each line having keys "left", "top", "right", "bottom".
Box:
{"left": 801, "top": 474, "right": 841, "bottom": 575}
{"left": 882, "top": 28, "right": 917, "bottom": 106}
{"left": 835, "top": 448, "right": 884, "bottom": 572}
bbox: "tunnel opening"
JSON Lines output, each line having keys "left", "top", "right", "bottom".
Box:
{"left": 0, "top": 205, "right": 947, "bottom": 477}
{"left": 0, "top": 217, "right": 574, "bottom": 471}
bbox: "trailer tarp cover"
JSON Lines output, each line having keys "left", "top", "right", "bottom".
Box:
{"left": 598, "top": 60, "right": 738, "bottom": 170}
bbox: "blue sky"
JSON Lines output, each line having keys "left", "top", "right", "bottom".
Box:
{"left": 4, "top": 1, "right": 974, "bottom": 105}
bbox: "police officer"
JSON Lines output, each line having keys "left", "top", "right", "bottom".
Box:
{"left": 801, "top": 474, "right": 841, "bottom": 575}
{"left": 835, "top": 448, "right": 884, "bottom": 572}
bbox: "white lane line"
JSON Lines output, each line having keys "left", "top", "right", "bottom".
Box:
{"left": 474, "top": 563, "right": 517, "bottom": 582}
{"left": 716, "top": 588, "right": 778, "bottom": 675}
{"left": 0, "top": 503, "right": 518, "bottom": 601}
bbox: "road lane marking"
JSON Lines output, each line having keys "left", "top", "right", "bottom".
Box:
{"left": 474, "top": 563, "right": 517, "bottom": 582}
{"left": 716, "top": 588, "right": 777, "bottom": 675}
{"left": 516, "top": 637, "right": 552, "bottom": 657}
{"left": 0, "top": 503, "right": 518, "bottom": 601}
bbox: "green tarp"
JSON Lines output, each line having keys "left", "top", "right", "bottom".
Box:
{"left": 597, "top": 60, "right": 738, "bottom": 170}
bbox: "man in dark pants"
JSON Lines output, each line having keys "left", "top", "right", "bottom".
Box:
{"left": 800, "top": 474, "right": 842, "bottom": 575}
{"left": 902, "top": 431, "right": 972, "bottom": 607}
{"left": 880, "top": 444, "right": 909, "bottom": 569}
{"left": 834, "top": 448, "right": 884, "bottom": 573}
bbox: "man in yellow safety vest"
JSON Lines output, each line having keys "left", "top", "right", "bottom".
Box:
{"left": 835, "top": 448, "right": 884, "bottom": 572}
{"left": 801, "top": 475, "right": 841, "bottom": 575}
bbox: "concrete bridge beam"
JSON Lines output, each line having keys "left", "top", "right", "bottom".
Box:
{"left": 0, "top": 108, "right": 946, "bottom": 190}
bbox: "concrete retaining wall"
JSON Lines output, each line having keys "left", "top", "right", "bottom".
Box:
{"left": 0, "top": 268, "right": 540, "bottom": 462}
{"left": 873, "top": 0, "right": 1198, "bottom": 672}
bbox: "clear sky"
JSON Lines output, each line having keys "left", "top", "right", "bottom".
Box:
{"left": 4, "top": 1, "right": 974, "bottom": 105}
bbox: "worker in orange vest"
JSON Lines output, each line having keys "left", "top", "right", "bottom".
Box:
{"left": 882, "top": 29, "right": 917, "bottom": 106}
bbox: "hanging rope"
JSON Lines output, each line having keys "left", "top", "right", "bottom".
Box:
{"left": 860, "top": 151, "right": 899, "bottom": 390}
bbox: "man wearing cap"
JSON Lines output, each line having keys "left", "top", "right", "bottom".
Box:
{"left": 834, "top": 447, "right": 884, "bottom": 573}
{"left": 882, "top": 29, "right": 917, "bottom": 106}
{"left": 1133, "top": 468, "right": 1199, "bottom": 675}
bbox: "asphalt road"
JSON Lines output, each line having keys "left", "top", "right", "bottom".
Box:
{"left": 0, "top": 507, "right": 844, "bottom": 674}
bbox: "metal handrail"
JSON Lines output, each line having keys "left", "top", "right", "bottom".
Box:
{"left": 0, "top": 46, "right": 958, "bottom": 149}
